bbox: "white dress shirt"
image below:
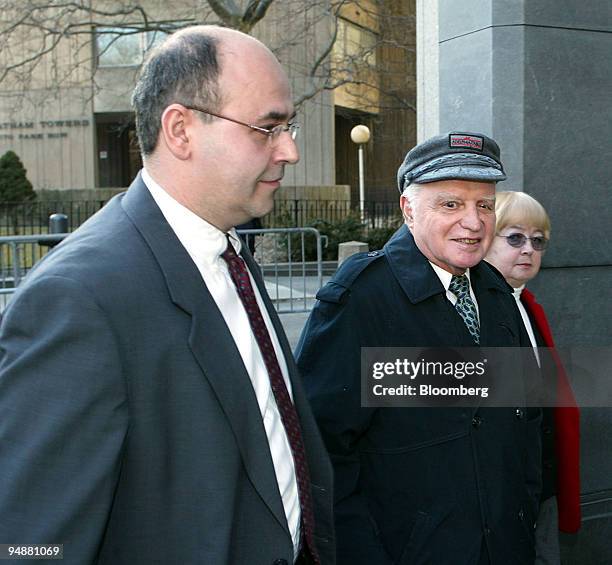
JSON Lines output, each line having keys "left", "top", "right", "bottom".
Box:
{"left": 142, "top": 169, "right": 301, "bottom": 557}
{"left": 512, "top": 285, "right": 540, "bottom": 367}
{"left": 430, "top": 262, "right": 480, "bottom": 319}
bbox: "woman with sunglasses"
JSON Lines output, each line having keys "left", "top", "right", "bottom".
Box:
{"left": 485, "top": 191, "right": 580, "bottom": 564}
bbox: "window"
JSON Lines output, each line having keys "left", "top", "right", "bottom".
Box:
{"left": 96, "top": 26, "right": 171, "bottom": 67}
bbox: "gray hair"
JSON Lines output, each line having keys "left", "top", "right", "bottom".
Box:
{"left": 401, "top": 183, "right": 423, "bottom": 210}
{"left": 131, "top": 28, "right": 222, "bottom": 156}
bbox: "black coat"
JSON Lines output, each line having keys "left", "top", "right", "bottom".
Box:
{"left": 296, "top": 226, "right": 541, "bottom": 565}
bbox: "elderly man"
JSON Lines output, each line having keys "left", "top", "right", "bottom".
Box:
{"left": 0, "top": 26, "right": 333, "bottom": 565}
{"left": 296, "top": 132, "right": 541, "bottom": 565}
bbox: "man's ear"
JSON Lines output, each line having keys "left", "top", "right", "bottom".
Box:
{"left": 400, "top": 195, "right": 415, "bottom": 228}
{"left": 159, "top": 104, "right": 192, "bottom": 160}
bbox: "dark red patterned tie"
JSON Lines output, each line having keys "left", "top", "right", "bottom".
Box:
{"left": 221, "top": 238, "right": 320, "bottom": 565}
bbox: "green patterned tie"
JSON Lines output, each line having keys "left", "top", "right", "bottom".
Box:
{"left": 449, "top": 274, "right": 480, "bottom": 344}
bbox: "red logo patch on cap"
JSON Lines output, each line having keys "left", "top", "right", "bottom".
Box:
{"left": 449, "top": 134, "right": 484, "bottom": 151}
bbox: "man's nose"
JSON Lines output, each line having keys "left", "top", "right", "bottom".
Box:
{"left": 460, "top": 205, "right": 482, "bottom": 230}
{"left": 273, "top": 132, "right": 299, "bottom": 164}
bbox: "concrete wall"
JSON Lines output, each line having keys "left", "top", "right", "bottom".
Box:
{"left": 0, "top": 91, "right": 96, "bottom": 190}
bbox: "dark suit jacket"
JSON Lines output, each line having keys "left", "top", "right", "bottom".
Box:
{"left": 296, "top": 226, "right": 541, "bottom": 565}
{"left": 0, "top": 174, "right": 334, "bottom": 565}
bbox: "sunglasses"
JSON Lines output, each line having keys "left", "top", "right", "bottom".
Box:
{"left": 497, "top": 233, "right": 548, "bottom": 251}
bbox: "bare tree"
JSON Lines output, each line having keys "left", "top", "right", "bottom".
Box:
{"left": 0, "top": 0, "right": 415, "bottom": 112}
{"left": 0, "top": 0, "right": 416, "bottom": 198}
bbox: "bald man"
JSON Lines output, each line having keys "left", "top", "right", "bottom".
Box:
{"left": 0, "top": 26, "right": 334, "bottom": 565}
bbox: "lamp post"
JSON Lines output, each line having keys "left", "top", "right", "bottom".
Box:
{"left": 350, "top": 124, "right": 371, "bottom": 220}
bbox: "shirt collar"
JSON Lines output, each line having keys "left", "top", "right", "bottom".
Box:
{"left": 512, "top": 284, "right": 526, "bottom": 301}
{"left": 141, "top": 168, "right": 242, "bottom": 265}
{"left": 429, "top": 261, "right": 472, "bottom": 293}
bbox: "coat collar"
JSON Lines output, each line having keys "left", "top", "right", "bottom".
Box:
{"left": 121, "top": 173, "right": 291, "bottom": 535}
{"left": 383, "top": 224, "right": 509, "bottom": 304}
{"left": 384, "top": 224, "right": 518, "bottom": 347}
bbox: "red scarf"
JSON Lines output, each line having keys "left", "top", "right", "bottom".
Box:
{"left": 521, "top": 288, "right": 581, "bottom": 533}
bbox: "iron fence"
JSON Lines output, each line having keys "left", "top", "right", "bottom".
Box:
{"left": 268, "top": 199, "right": 400, "bottom": 228}
{"left": 0, "top": 198, "right": 400, "bottom": 234}
{"left": 0, "top": 200, "right": 106, "bottom": 235}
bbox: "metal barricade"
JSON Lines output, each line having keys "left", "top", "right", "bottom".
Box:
{"left": 0, "top": 234, "right": 68, "bottom": 311}
{"left": 0, "top": 228, "right": 325, "bottom": 314}
{"left": 237, "top": 227, "right": 324, "bottom": 313}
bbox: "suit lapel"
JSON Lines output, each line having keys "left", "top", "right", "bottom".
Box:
{"left": 121, "top": 175, "right": 289, "bottom": 534}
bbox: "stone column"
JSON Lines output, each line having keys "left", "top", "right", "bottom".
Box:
{"left": 419, "top": 2, "right": 612, "bottom": 561}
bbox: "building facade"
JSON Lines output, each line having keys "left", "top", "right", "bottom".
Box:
{"left": 0, "top": 0, "right": 416, "bottom": 203}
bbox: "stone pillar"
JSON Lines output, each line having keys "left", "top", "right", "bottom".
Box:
{"left": 419, "top": 2, "right": 612, "bottom": 561}
{"left": 338, "top": 241, "right": 369, "bottom": 265}
{"left": 419, "top": 0, "right": 612, "bottom": 343}
{"left": 416, "top": 0, "right": 440, "bottom": 141}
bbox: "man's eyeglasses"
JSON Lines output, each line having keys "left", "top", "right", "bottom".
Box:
{"left": 183, "top": 105, "right": 299, "bottom": 142}
{"left": 497, "top": 233, "right": 549, "bottom": 251}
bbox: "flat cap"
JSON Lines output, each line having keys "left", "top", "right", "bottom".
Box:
{"left": 397, "top": 131, "right": 506, "bottom": 193}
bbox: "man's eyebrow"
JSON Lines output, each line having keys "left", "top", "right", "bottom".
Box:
{"left": 432, "top": 193, "right": 495, "bottom": 200}
{"left": 258, "top": 110, "right": 297, "bottom": 122}
{"left": 433, "top": 192, "right": 462, "bottom": 202}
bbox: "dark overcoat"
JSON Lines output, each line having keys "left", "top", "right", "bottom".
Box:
{"left": 296, "top": 225, "right": 541, "bottom": 565}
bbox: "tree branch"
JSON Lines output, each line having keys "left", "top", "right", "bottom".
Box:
{"left": 244, "top": 0, "right": 275, "bottom": 27}
{"left": 207, "top": 0, "right": 241, "bottom": 27}
{"left": 291, "top": 1, "right": 348, "bottom": 107}
{"left": 0, "top": 0, "right": 416, "bottom": 116}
